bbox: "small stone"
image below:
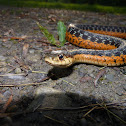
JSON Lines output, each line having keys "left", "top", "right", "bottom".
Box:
{"left": 15, "top": 68, "right": 22, "bottom": 74}
{"left": 105, "top": 74, "right": 114, "bottom": 81}
{"left": 29, "top": 49, "right": 35, "bottom": 54}
{"left": 35, "top": 86, "right": 61, "bottom": 96}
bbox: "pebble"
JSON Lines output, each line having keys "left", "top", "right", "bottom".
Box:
{"left": 29, "top": 49, "right": 35, "bottom": 54}
{"left": 122, "top": 103, "right": 126, "bottom": 107}
{"left": 15, "top": 68, "right": 22, "bottom": 74}
{"left": 105, "top": 74, "right": 114, "bottom": 81}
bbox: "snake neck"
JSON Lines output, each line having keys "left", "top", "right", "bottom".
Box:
{"left": 73, "top": 53, "right": 126, "bottom": 66}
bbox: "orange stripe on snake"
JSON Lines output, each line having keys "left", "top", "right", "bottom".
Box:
{"left": 45, "top": 24, "right": 126, "bottom": 67}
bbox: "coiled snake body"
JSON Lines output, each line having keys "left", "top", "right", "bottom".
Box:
{"left": 45, "top": 24, "right": 126, "bottom": 67}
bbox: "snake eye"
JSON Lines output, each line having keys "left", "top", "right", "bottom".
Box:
{"left": 58, "top": 54, "right": 64, "bottom": 60}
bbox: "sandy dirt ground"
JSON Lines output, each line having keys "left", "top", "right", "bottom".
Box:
{"left": 0, "top": 6, "right": 126, "bottom": 126}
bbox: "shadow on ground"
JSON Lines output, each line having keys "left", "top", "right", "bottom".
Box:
{"left": 0, "top": 90, "right": 126, "bottom": 126}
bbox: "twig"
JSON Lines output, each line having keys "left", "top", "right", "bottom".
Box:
{"left": 0, "top": 73, "right": 26, "bottom": 77}
{"left": 14, "top": 56, "right": 30, "bottom": 71}
{"left": 97, "top": 102, "right": 126, "bottom": 124}
{"left": 2, "top": 95, "right": 13, "bottom": 112}
{"left": 60, "top": 78, "right": 75, "bottom": 86}
{"left": 94, "top": 68, "right": 106, "bottom": 87}
{"left": 82, "top": 106, "right": 97, "bottom": 117}
{"left": 1, "top": 36, "right": 27, "bottom": 41}
{"left": 0, "top": 82, "right": 46, "bottom": 87}
{"left": 44, "top": 115, "right": 69, "bottom": 126}
{"left": 38, "top": 101, "right": 126, "bottom": 111}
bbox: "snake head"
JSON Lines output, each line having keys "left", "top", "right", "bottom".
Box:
{"left": 45, "top": 54, "right": 74, "bottom": 68}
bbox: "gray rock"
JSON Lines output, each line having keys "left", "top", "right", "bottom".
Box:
{"left": 26, "top": 86, "right": 72, "bottom": 112}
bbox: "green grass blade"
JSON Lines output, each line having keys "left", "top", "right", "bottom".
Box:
{"left": 37, "top": 22, "right": 58, "bottom": 46}
{"left": 57, "top": 21, "right": 66, "bottom": 46}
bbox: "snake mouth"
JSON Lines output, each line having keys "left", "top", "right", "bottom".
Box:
{"left": 45, "top": 57, "right": 54, "bottom": 65}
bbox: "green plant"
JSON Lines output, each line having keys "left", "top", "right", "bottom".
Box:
{"left": 37, "top": 21, "right": 66, "bottom": 47}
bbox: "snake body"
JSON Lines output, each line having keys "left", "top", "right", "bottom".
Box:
{"left": 45, "top": 24, "right": 126, "bottom": 67}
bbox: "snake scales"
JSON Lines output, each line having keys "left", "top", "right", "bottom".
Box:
{"left": 45, "top": 24, "right": 126, "bottom": 68}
